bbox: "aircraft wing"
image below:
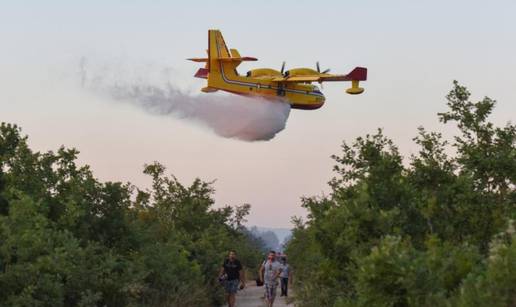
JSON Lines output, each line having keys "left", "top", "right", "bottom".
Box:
{"left": 320, "top": 67, "right": 367, "bottom": 82}
{"left": 272, "top": 67, "right": 367, "bottom": 83}
{"left": 271, "top": 76, "right": 320, "bottom": 82}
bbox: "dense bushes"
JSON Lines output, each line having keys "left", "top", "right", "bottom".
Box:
{"left": 0, "top": 124, "right": 264, "bottom": 306}
{"left": 286, "top": 82, "right": 516, "bottom": 307}
{"left": 2, "top": 81, "right": 514, "bottom": 306}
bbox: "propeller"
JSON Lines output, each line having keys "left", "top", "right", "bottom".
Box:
{"left": 280, "top": 61, "right": 286, "bottom": 75}
{"left": 316, "top": 61, "right": 331, "bottom": 74}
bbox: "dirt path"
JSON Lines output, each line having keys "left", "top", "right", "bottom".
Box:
{"left": 235, "top": 282, "right": 292, "bottom": 307}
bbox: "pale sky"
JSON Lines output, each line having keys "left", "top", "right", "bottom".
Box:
{"left": 1, "top": 0, "right": 515, "bottom": 227}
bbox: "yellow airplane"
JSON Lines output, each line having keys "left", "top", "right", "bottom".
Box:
{"left": 188, "top": 30, "right": 367, "bottom": 110}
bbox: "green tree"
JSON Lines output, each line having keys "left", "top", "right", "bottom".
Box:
{"left": 286, "top": 82, "right": 516, "bottom": 306}
{"left": 0, "top": 123, "right": 263, "bottom": 306}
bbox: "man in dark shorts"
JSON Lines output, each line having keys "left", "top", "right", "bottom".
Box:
{"left": 280, "top": 256, "right": 292, "bottom": 297}
{"left": 219, "top": 250, "right": 245, "bottom": 307}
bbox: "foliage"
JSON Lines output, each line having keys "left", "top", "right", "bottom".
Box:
{"left": 286, "top": 81, "right": 516, "bottom": 306}
{"left": 0, "top": 123, "right": 263, "bottom": 306}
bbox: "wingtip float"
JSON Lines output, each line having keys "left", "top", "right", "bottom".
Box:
{"left": 188, "top": 29, "right": 367, "bottom": 110}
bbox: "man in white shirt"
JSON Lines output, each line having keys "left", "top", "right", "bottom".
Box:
{"left": 259, "top": 251, "right": 283, "bottom": 307}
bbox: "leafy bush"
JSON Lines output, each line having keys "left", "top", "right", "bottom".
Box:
{"left": 286, "top": 82, "right": 516, "bottom": 307}
{"left": 0, "top": 123, "right": 264, "bottom": 306}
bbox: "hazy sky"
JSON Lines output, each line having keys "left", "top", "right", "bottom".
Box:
{"left": 2, "top": 0, "right": 515, "bottom": 227}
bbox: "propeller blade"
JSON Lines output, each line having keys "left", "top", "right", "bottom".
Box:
{"left": 281, "top": 61, "right": 286, "bottom": 74}
{"left": 317, "top": 61, "right": 331, "bottom": 74}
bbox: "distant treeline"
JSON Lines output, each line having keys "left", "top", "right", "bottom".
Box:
{"left": 0, "top": 124, "right": 264, "bottom": 306}
{"left": 248, "top": 227, "right": 284, "bottom": 252}
{"left": 286, "top": 82, "right": 516, "bottom": 306}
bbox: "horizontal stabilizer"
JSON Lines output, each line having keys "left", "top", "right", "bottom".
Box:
{"left": 201, "top": 86, "right": 218, "bottom": 93}
{"left": 194, "top": 68, "right": 209, "bottom": 79}
{"left": 187, "top": 57, "right": 257, "bottom": 62}
{"left": 230, "top": 48, "right": 241, "bottom": 58}
{"left": 218, "top": 57, "right": 258, "bottom": 62}
{"left": 188, "top": 58, "right": 209, "bottom": 62}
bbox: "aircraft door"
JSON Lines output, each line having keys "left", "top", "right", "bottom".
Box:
{"left": 276, "top": 84, "right": 286, "bottom": 97}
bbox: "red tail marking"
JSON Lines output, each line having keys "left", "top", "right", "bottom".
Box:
{"left": 194, "top": 68, "right": 209, "bottom": 79}
{"left": 347, "top": 67, "right": 367, "bottom": 81}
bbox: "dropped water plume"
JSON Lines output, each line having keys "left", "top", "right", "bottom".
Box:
{"left": 81, "top": 58, "right": 291, "bottom": 141}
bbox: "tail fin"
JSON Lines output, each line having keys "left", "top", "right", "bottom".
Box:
{"left": 208, "top": 30, "right": 231, "bottom": 74}
{"left": 188, "top": 30, "right": 257, "bottom": 72}
{"left": 209, "top": 30, "right": 231, "bottom": 61}
{"left": 187, "top": 30, "right": 228, "bottom": 72}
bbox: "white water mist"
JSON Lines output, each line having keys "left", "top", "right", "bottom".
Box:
{"left": 81, "top": 58, "right": 291, "bottom": 141}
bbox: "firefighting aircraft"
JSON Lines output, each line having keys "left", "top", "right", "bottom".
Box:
{"left": 188, "top": 30, "right": 367, "bottom": 110}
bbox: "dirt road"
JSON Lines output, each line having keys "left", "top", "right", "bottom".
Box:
{"left": 236, "top": 282, "right": 292, "bottom": 307}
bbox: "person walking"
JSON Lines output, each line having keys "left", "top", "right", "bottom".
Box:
{"left": 279, "top": 257, "right": 292, "bottom": 297}
{"left": 219, "top": 250, "right": 246, "bottom": 307}
{"left": 259, "top": 251, "right": 283, "bottom": 307}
